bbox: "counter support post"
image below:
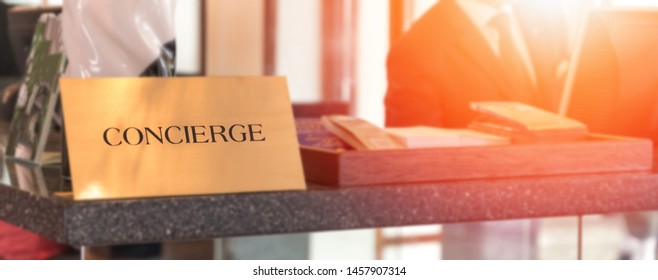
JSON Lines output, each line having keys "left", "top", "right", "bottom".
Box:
{"left": 577, "top": 215, "right": 583, "bottom": 260}
{"left": 80, "top": 246, "right": 111, "bottom": 260}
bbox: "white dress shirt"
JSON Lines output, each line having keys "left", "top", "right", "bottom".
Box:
{"left": 456, "top": 0, "right": 537, "bottom": 86}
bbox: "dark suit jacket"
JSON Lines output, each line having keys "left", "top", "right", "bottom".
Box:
{"left": 385, "top": 0, "right": 568, "bottom": 128}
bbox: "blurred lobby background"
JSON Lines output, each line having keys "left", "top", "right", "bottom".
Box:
{"left": 4, "top": 0, "right": 658, "bottom": 260}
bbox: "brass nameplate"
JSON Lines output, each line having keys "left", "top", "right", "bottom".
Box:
{"left": 59, "top": 77, "right": 306, "bottom": 200}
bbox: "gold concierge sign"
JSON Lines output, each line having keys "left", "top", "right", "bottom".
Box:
{"left": 60, "top": 77, "right": 306, "bottom": 201}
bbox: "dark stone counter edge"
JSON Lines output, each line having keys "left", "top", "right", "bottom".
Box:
{"left": 0, "top": 186, "right": 69, "bottom": 244}
{"left": 4, "top": 172, "right": 658, "bottom": 246}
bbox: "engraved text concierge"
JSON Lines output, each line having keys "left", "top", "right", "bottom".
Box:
{"left": 103, "top": 124, "right": 266, "bottom": 146}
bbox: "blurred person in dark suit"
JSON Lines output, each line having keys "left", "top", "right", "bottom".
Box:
{"left": 385, "top": 0, "right": 570, "bottom": 128}
{"left": 385, "top": 0, "right": 574, "bottom": 259}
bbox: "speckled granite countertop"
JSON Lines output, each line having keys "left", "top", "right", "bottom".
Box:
{"left": 2, "top": 155, "right": 658, "bottom": 246}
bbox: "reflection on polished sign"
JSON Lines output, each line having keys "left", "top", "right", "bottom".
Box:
{"left": 59, "top": 77, "right": 306, "bottom": 200}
